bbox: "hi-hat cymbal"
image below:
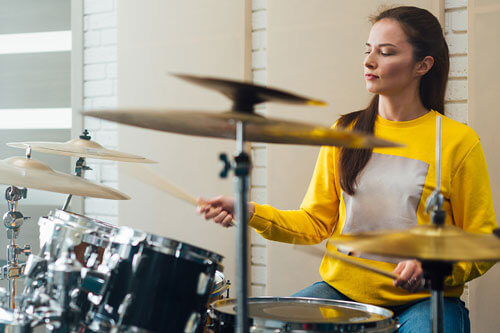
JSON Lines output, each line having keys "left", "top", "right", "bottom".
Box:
{"left": 0, "top": 157, "right": 130, "bottom": 200}
{"left": 330, "top": 224, "right": 500, "bottom": 262}
{"left": 172, "top": 73, "right": 327, "bottom": 107}
{"left": 7, "top": 138, "right": 156, "bottom": 163}
{"left": 83, "top": 109, "right": 401, "bottom": 148}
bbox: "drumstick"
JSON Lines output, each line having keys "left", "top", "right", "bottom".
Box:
{"left": 121, "top": 164, "right": 236, "bottom": 226}
{"left": 297, "top": 245, "right": 399, "bottom": 280}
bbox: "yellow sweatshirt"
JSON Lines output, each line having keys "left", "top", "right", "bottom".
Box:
{"left": 249, "top": 110, "right": 497, "bottom": 306}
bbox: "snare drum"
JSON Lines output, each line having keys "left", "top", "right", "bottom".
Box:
{"left": 209, "top": 271, "right": 230, "bottom": 304}
{"left": 118, "top": 233, "right": 224, "bottom": 333}
{"left": 39, "top": 210, "right": 118, "bottom": 267}
{"left": 209, "top": 297, "right": 397, "bottom": 333}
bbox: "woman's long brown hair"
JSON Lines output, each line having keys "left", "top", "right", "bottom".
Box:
{"left": 338, "top": 6, "right": 449, "bottom": 195}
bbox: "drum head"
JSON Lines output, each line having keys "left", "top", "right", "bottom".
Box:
{"left": 211, "top": 297, "right": 395, "bottom": 332}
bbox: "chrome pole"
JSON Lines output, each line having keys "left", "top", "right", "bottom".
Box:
{"left": 234, "top": 121, "right": 249, "bottom": 333}
{"left": 431, "top": 289, "right": 444, "bottom": 333}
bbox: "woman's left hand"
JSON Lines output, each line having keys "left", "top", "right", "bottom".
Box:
{"left": 392, "top": 260, "right": 425, "bottom": 293}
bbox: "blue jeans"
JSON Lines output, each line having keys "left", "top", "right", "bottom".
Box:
{"left": 292, "top": 281, "right": 470, "bottom": 333}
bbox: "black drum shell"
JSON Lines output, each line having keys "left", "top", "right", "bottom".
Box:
{"left": 122, "top": 245, "right": 219, "bottom": 332}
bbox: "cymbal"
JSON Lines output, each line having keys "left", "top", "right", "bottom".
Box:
{"left": 172, "top": 73, "right": 327, "bottom": 107}
{"left": 0, "top": 157, "right": 130, "bottom": 200}
{"left": 7, "top": 139, "right": 156, "bottom": 163}
{"left": 330, "top": 224, "right": 500, "bottom": 262}
{"left": 83, "top": 109, "right": 401, "bottom": 148}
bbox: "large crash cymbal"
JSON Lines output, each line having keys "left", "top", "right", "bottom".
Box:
{"left": 0, "top": 157, "right": 130, "bottom": 200}
{"left": 330, "top": 224, "right": 500, "bottom": 262}
{"left": 7, "top": 138, "right": 155, "bottom": 163}
{"left": 172, "top": 73, "right": 327, "bottom": 107}
{"left": 83, "top": 109, "right": 401, "bottom": 148}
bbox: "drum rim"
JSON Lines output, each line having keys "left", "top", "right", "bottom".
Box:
{"left": 111, "top": 226, "right": 148, "bottom": 245}
{"left": 210, "top": 296, "right": 396, "bottom": 331}
{"left": 50, "top": 209, "right": 118, "bottom": 246}
{"left": 107, "top": 226, "right": 224, "bottom": 265}
{"left": 210, "top": 271, "right": 228, "bottom": 297}
{"left": 51, "top": 209, "right": 118, "bottom": 234}
{"left": 145, "top": 233, "right": 224, "bottom": 264}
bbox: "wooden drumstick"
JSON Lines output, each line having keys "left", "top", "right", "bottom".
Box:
{"left": 296, "top": 245, "right": 399, "bottom": 280}
{"left": 121, "top": 164, "right": 236, "bottom": 226}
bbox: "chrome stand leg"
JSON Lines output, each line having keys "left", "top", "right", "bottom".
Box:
{"left": 220, "top": 121, "right": 251, "bottom": 333}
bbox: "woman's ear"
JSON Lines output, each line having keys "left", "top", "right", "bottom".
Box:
{"left": 415, "top": 56, "right": 435, "bottom": 77}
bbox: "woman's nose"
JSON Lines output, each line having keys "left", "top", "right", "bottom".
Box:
{"left": 364, "top": 53, "right": 377, "bottom": 69}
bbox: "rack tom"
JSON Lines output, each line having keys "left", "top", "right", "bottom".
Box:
{"left": 117, "top": 233, "right": 223, "bottom": 333}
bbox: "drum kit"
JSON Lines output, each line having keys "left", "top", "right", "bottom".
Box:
{"left": 0, "top": 73, "right": 498, "bottom": 333}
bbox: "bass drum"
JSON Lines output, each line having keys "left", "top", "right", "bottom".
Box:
{"left": 204, "top": 271, "right": 230, "bottom": 332}
{"left": 209, "top": 297, "right": 397, "bottom": 333}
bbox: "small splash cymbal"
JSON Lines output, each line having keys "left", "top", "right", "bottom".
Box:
{"left": 83, "top": 109, "right": 401, "bottom": 148}
{"left": 330, "top": 224, "right": 500, "bottom": 262}
{"left": 0, "top": 157, "right": 130, "bottom": 200}
{"left": 7, "top": 138, "right": 155, "bottom": 163}
{"left": 172, "top": 73, "right": 327, "bottom": 107}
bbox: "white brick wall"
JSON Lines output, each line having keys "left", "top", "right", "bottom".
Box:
{"left": 250, "top": 0, "right": 268, "bottom": 297}
{"left": 444, "top": 0, "right": 470, "bottom": 305}
{"left": 444, "top": 1, "right": 469, "bottom": 125}
{"left": 82, "top": 0, "right": 119, "bottom": 224}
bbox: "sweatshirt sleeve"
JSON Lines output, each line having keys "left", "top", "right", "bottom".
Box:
{"left": 445, "top": 140, "right": 498, "bottom": 287}
{"left": 248, "top": 145, "right": 340, "bottom": 245}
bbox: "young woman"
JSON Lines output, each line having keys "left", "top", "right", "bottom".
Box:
{"left": 198, "top": 6, "right": 496, "bottom": 332}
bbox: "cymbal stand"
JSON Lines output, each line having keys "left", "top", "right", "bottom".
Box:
{"left": 220, "top": 121, "right": 251, "bottom": 333}
{"left": 62, "top": 129, "right": 92, "bottom": 211}
{"left": 1, "top": 185, "right": 32, "bottom": 309}
{"left": 423, "top": 115, "right": 448, "bottom": 333}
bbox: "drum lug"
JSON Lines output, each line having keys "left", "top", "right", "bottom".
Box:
{"left": 395, "top": 317, "right": 401, "bottom": 330}
{"left": 197, "top": 272, "right": 210, "bottom": 295}
{"left": 116, "top": 293, "right": 133, "bottom": 329}
{"left": 184, "top": 312, "right": 201, "bottom": 333}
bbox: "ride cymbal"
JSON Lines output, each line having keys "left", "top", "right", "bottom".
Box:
{"left": 0, "top": 157, "right": 130, "bottom": 200}
{"left": 7, "top": 138, "right": 155, "bottom": 163}
{"left": 83, "top": 109, "right": 401, "bottom": 148}
{"left": 330, "top": 224, "right": 500, "bottom": 262}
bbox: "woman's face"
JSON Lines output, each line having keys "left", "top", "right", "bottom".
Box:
{"left": 364, "top": 18, "right": 419, "bottom": 96}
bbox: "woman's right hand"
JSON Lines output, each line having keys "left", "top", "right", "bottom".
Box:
{"left": 197, "top": 195, "right": 255, "bottom": 228}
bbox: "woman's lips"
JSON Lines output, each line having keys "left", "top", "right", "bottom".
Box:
{"left": 365, "top": 74, "right": 379, "bottom": 80}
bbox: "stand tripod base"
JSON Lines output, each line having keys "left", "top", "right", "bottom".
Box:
{"left": 422, "top": 261, "right": 453, "bottom": 333}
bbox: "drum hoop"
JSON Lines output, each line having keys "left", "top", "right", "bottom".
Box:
{"left": 211, "top": 271, "right": 227, "bottom": 294}
{"left": 51, "top": 209, "right": 118, "bottom": 234}
{"left": 111, "top": 226, "right": 148, "bottom": 246}
{"left": 210, "top": 296, "right": 396, "bottom": 331}
{"left": 145, "top": 234, "right": 224, "bottom": 264}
